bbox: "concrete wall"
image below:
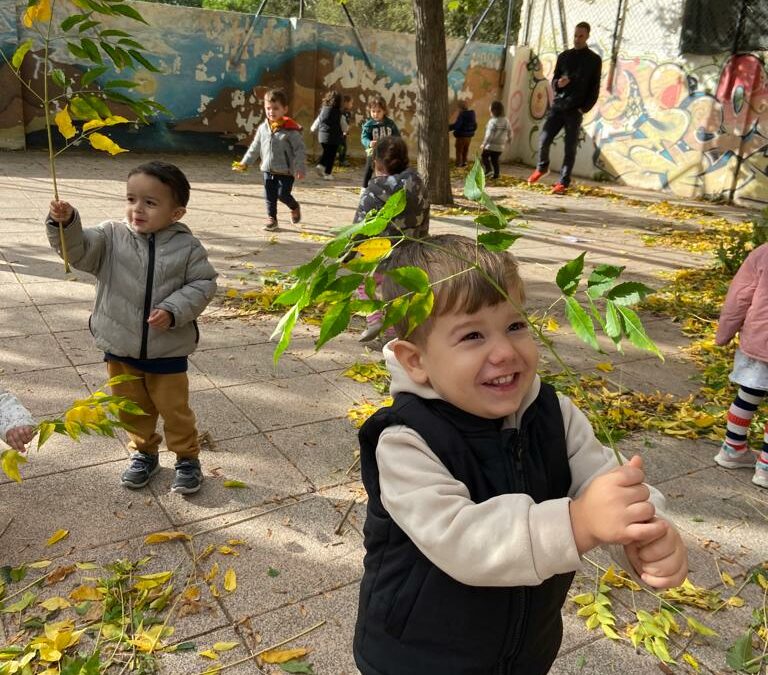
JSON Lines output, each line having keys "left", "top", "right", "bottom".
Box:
{"left": 513, "top": 0, "right": 768, "bottom": 207}
{"left": 0, "top": 0, "right": 504, "bottom": 160}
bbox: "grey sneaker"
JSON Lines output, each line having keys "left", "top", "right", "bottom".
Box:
{"left": 713, "top": 442, "right": 756, "bottom": 469}
{"left": 171, "top": 458, "right": 203, "bottom": 494}
{"left": 264, "top": 217, "right": 278, "bottom": 231}
{"left": 121, "top": 452, "right": 160, "bottom": 489}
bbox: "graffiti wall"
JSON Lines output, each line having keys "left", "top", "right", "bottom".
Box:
{"left": 0, "top": 0, "right": 504, "bottom": 159}
{"left": 513, "top": 0, "right": 768, "bottom": 206}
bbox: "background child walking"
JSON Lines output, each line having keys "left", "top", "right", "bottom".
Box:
{"left": 714, "top": 243, "right": 768, "bottom": 488}
{"left": 354, "top": 234, "right": 687, "bottom": 674}
{"left": 47, "top": 161, "right": 217, "bottom": 495}
{"left": 448, "top": 99, "right": 477, "bottom": 167}
{"left": 312, "top": 89, "right": 348, "bottom": 181}
{"left": 234, "top": 88, "right": 306, "bottom": 231}
{"left": 480, "top": 99, "right": 513, "bottom": 179}
{"left": 361, "top": 94, "right": 399, "bottom": 188}
{"left": 337, "top": 94, "right": 354, "bottom": 167}
{"left": 353, "top": 136, "right": 430, "bottom": 342}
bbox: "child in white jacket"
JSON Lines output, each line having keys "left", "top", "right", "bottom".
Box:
{"left": 0, "top": 387, "right": 35, "bottom": 451}
{"left": 480, "top": 99, "right": 513, "bottom": 180}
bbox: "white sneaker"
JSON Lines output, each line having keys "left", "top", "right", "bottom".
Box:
{"left": 315, "top": 164, "right": 324, "bottom": 177}
{"left": 714, "top": 442, "right": 756, "bottom": 469}
{"left": 753, "top": 461, "right": 768, "bottom": 488}
{"left": 323, "top": 174, "right": 334, "bottom": 181}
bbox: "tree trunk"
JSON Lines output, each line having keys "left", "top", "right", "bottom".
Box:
{"left": 412, "top": 0, "right": 453, "bottom": 205}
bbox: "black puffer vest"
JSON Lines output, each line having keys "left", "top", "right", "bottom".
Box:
{"left": 354, "top": 385, "right": 574, "bottom": 675}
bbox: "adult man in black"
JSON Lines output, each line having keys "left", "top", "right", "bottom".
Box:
{"left": 528, "top": 22, "right": 602, "bottom": 194}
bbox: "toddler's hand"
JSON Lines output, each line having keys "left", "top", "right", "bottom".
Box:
{"left": 370, "top": 139, "right": 378, "bottom": 148}
{"left": 295, "top": 169, "right": 305, "bottom": 180}
{"left": 6, "top": 425, "right": 35, "bottom": 452}
{"left": 49, "top": 200, "right": 74, "bottom": 223}
{"left": 231, "top": 161, "right": 247, "bottom": 173}
{"left": 570, "top": 455, "right": 663, "bottom": 553}
{"left": 147, "top": 308, "right": 172, "bottom": 331}
{"left": 625, "top": 519, "right": 688, "bottom": 589}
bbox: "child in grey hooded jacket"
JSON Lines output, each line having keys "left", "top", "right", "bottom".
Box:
{"left": 480, "top": 100, "right": 513, "bottom": 179}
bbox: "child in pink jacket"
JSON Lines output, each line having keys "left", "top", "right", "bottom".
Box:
{"left": 715, "top": 243, "right": 768, "bottom": 488}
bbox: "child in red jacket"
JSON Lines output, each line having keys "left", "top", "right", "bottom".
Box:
{"left": 715, "top": 242, "right": 768, "bottom": 488}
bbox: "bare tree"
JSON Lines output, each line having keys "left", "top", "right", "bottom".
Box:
{"left": 412, "top": 0, "right": 453, "bottom": 205}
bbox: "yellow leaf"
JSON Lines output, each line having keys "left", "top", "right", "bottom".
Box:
{"left": 75, "top": 562, "right": 98, "bottom": 570}
{"left": 29, "top": 560, "right": 53, "bottom": 569}
{"left": 22, "top": 0, "right": 51, "bottom": 27}
{"left": 721, "top": 571, "right": 735, "bottom": 587}
{"left": 545, "top": 317, "right": 559, "bottom": 332}
{"left": 212, "top": 641, "right": 238, "bottom": 652}
{"left": 571, "top": 593, "right": 594, "bottom": 606}
{"left": 46, "top": 529, "right": 70, "bottom": 547}
{"left": 209, "top": 584, "right": 220, "bottom": 597}
{"left": 54, "top": 107, "right": 77, "bottom": 140}
{"left": 205, "top": 562, "right": 219, "bottom": 582}
{"left": 682, "top": 652, "right": 700, "bottom": 671}
{"left": 226, "top": 289, "right": 239, "bottom": 298}
{"left": 69, "top": 585, "right": 104, "bottom": 602}
{"left": 40, "top": 597, "right": 71, "bottom": 611}
{"left": 260, "top": 647, "right": 309, "bottom": 664}
{"left": 38, "top": 645, "right": 62, "bottom": 662}
{"left": 64, "top": 404, "right": 105, "bottom": 426}
{"left": 217, "top": 545, "right": 238, "bottom": 555}
{"left": 183, "top": 586, "right": 201, "bottom": 601}
{"left": 1, "top": 449, "right": 27, "bottom": 483}
{"left": 596, "top": 362, "right": 614, "bottom": 373}
{"left": 82, "top": 115, "right": 129, "bottom": 132}
{"left": 133, "top": 571, "right": 173, "bottom": 591}
{"left": 88, "top": 132, "right": 128, "bottom": 156}
{"left": 227, "top": 539, "right": 246, "bottom": 546}
{"left": 200, "top": 649, "right": 219, "bottom": 659}
{"left": 354, "top": 237, "right": 392, "bottom": 262}
{"left": 144, "top": 531, "right": 191, "bottom": 544}
{"left": 224, "top": 568, "right": 236, "bottom": 593}
{"left": 757, "top": 573, "right": 768, "bottom": 590}
{"left": 727, "top": 596, "right": 745, "bottom": 607}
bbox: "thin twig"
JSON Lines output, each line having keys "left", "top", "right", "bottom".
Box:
{"left": 0, "top": 517, "right": 13, "bottom": 541}
{"left": 334, "top": 498, "right": 358, "bottom": 536}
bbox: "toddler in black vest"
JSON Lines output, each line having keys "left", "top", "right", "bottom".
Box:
{"left": 354, "top": 234, "right": 687, "bottom": 675}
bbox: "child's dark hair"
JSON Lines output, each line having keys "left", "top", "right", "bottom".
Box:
{"left": 490, "top": 100, "right": 505, "bottom": 117}
{"left": 368, "top": 94, "right": 387, "bottom": 113}
{"left": 342, "top": 94, "right": 352, "bottom": 104}
{"left": 128, "top": 161, "right": 190, "bottom": 207}
{"left": 264, "top": 88, "right": 288, "bottom": 107}
{"left": 373, "top": 136, "right": 409, "bottom": 175}
{"left": 323, "top": 90, "right": 341, "bottom": 108}
{"left": 381, "top": 234, "right": 525, "bottom": 342}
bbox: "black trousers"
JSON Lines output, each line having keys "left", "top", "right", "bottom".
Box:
{"left": 319, "top": 142, "right": 339, "bottom": 175}
{"left": 482, "top": 150, "right": 501, "bottom": 178}
{"left": 263, "top": 172, "right": 298, "bottom": 218}
{"left": 363, "top": 154, "right": 374, "bottom": 188}
{"left": 536, "top": 108, "right": 583, "bottom": 187}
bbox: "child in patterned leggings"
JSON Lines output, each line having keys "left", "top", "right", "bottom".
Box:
{"left": 714, "top": 244, "right": 768, "bottom": 488}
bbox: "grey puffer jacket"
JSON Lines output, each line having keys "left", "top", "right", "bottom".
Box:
{"left": 353, "top": 167, "right": 430, "bottom": 239}
{"left": 241, "top": 117, "right": 306, "bottom": 176}
{"left": 46, "top": 211, "right": 217, "bottom": 359}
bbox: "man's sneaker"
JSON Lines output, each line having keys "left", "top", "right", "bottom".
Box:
{"left": 121, "top": 452, "right": 160, "bottom": 489}
{"left": 323, "top": 173, "right": 334, "bottom": 181}
{"left": 290, "top": 205, "right": 301, "bottom": 224}
{"left": 527, "top": 168, "right": 548, "bottom": 184}
{"left": 315, "top": 164, "right": 324, "bottom": 177}
{"left": 171, "top": 458, "right": 203, "bottom": 494}
{"left": 264, "top": 217, "right": 278, "bottom": 231}
{"left": 753, "top": 461, "right": 768, "bottom": 488}
{"left": 714, "top": 442, "right": 756, "bottom": 469}
{"left": 551, "top": 183, "right": 567, "bottom": 195}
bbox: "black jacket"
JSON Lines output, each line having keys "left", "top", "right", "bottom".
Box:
{"left": 551, "top": 47, "right": 602, "bottom": 113}
{"left": 449, "top": 109, "right": 478, "bottom": 137}
{"left": 354, "top": 387, "right": 574, "bottom": 675}
{"left": 317, "top": 105, "right": 344, "bottom": 144}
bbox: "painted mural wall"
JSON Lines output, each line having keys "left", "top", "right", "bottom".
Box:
{"left": 513, "top": 0, "right": 768, "bottom": 207}
{"left": 0, "top": 0, "right": 504, "bottom": 161}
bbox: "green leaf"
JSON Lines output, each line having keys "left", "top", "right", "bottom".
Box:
{"left": 279, "top": 660, "right": 315, "bottom": 674}
{"left": 267, "top": 566, "right": 280, "bottom": 577}
{"left": 0, "top": 590, "right": 36, "bottom": 613}
{"left": 61, "top": 14, "right": 89, "bottom": 31}
{"left": 77, "top": 20, "right": 101, "bottom": 33}
{"left": 67, "top": 42, "right": 89, "bottom": 61}
{"left": 36, "top": 421, "right": 56, "bottom": 449}
{"left": 223, "top": 480, "right": 248, "bottom": 488}
{"left": 604, "top": 300, "right": 623, "bottom": 341}
{"left": 84, "top": 94, "right": 111, "bottom": 118}
{"left": 78, "top": 38, "right": 102, "bottom": 64}
{"left": 51, "top": 68, "right": 67, "bottom": 87}
{"left": 273, "top": 283, "right": 307, "bottom": 308}
{"left": 316, "top": 301, "right": 351, "bottom": 350}
{"left": 82, "top": 65, "right": 109, "bottom": 87}
{"left": 605, "top": 281, "right": 655, "bottom": 306}
{"left": 110, "top": 3, "right": 148, "bottom": 23}
{"left": 556, "top": 252, "right": 585, "bottom": 296}
{"left": 478, "top": 231, "right": 521, "bottom": 252}
{"left": 12, "top": 39, "right": 33, "bottom": 69}
{"left": 564, "top": 296, "right": 598, "bottom": 350}
{"left": 323, "top": 274, "right": 364, "bottom": 296}
{"left": 650, "top": 637, "right": 675, "bottom": 663}
{"left": 381, "top": 296, "right": 409, "bottom": 333}
{"left": 463, "top": 159, "right": 485, "bottom": 201}
{"left": 127, "top": 49, "right": 160, "bottom": 73}
{"left": 117, "top": 38, "right": 145, "bottom": 50}
{"left": 686, "top": 616, "right": 717, "bottom": 637}
{"left": 105, "top": 374, "right": 140, "bottom": 386}
{"left": 615, "top": 305, "right": 662, "bottom": 358}
{"left": 376, "top": 188, "right": 406, "bottom": 223}
{"left": 364, "top": 275, "right": 377, "bottom": 302}
{"left": 497, "top": 204, "right": 521, "bottom": 218}
{"left": 98, "top": 28, "right": 131, "bottom": 38}
{"left": 726, "top": 632, "right": 754, "bottom": 671}
{"left": 271, "top": 305, "right": 298, "bottom": 364}
{"left": 385, "top": 266, "right": 429, "bottom": 293}
{"left": 406, "top": 290, "right": 434, "bottom": 335}
{"left": 69, "top": 96, "right": 99, "bottom": 120}
{"left": 587, "top": 264, "right": 625, "bottom": 299}
{"left": 473, "top": 212, "right": 508, "bottom": 230}
{"left": 103, "top": 78, "right": 139, "bottom": 89}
